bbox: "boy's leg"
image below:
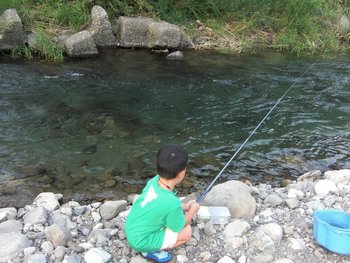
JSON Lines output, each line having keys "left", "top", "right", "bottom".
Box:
{"left": 172, "top": 224, "right": 192, "bottom": 248}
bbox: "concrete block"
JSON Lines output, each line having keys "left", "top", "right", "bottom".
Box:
{"left": 197, "top": 206, "right": 231, "bottom": 225}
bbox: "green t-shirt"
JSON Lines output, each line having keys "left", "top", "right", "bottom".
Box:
{"left": 125, "top": 175, "right": 185, "bottom": 252}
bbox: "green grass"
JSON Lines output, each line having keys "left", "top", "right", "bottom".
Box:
{"left": 1, "top": 0, "right": 350, "bottom": 60}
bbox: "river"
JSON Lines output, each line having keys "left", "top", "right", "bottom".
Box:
{"left": 0, "top": 50, "right": 349, "bottom": 207}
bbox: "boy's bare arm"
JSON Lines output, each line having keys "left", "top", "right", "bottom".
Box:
{"left": 184, "top": 202, "right": 200, "bottom": 226}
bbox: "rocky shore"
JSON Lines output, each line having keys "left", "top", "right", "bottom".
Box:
{"left": 0, "top": 169, "right": 350, "bottom": 263}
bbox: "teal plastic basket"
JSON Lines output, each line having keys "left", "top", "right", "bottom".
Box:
{"left": 313, "top": 209, "right": 350, "bottom": 255}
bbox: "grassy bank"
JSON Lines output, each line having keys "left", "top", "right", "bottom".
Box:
{"left": 1, "top": 0, "right": 350, "bottom": 60}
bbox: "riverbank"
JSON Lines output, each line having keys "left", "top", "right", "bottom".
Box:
{"left": 1, "top": 1, "right": 350, "bottom": 61}
{"left": 1, "top": 169, "right": 349, "bottom": 262}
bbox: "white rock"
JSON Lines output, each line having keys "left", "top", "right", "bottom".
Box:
{"left": 217, "top": 256, "right": 236, "bottom": 263}
{"left": 34, "top": 192, "right": 60, "bottom": 212}
{"left": 0, "top": 232, "right": 31, "bottom": 261}
{"left": 227, "top": 237, "right": 244, "bottom": 249}
{"left": 260, "top": 223, "right": 283, "bottom": 245}
{"left": 41, "top": 240, "right": 54, "bottom": 255}
{"left": 92, "top": 211, "right": 101, "bottom": 223}
{"left": 275, "top": 258, "right": 294, "bottom": 263}
{"left": 176, "top": 255, "right": 188, "bottom": 263}
{"left": 288, "top": 238, "right": 306, "bottom": 251}
{"left": 325, "top": 169, "right": 350, "bottom": 185}
{"left": 84, "top": 248, "right": 111, "bottom": 263}
{"left": 287, "top": 189, "right": 304, "bottom": 199}
{"left": 223, "top": 219, "right": 251, "bottom": 238}
{"left": 238, "top": 255, "right": 246, "bottom": 263}
{"left": 199, "top": 251, "right": 211, "bottom": 261}
{"left": 27, "top": 253, "right": 47, "bottom": 263}
{"left": 314, "top": 180, "right": 337, "bottom": 196}
{"left": 23, "top": 246, "right": 36, "bottom": 257}
{"left": 79, "top": 242, "right": 94, "bottom": 250}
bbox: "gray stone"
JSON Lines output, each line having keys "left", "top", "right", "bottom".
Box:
{"left": 99, "top": 200, "right": 127, "bottom": 220}
{"left": 117, "top": 16, "right": 154, "bottom": 48}
{"left": 202, "top": 180, "right": 256, "bottom": 219}
{"left": 285, "top": 198, "right": 299, "bottom": 209}
{"left": 223, "top": 219, "right": 251, "bottom": 238}
{"left": 44, "top": 224, "right": 72, "bottom": 247}
{"left": 260, "top": 223, "right": 283, "bottom": 245}
{"left": 0, "top": 232, "right": 31, "bottom": 261}
{"left": 264, "top": 193, "right": 284, "bottom": 207}
{"left": 217, "top": 256, "right": 235, "bottom": 263}
{"left": 34, "top": 192, "right": 60, "bottom": 212}
{"left": 0, "top": 220, "right": 22, "bottom": 234}
{"left": 87, "top": 5, "right": 116, "bottom": 47}
{"left": 203, "top": 221, "right": 216, "bottom": 236}
{"left": 275, "top": 259, "right": 294, "bottom": 263}
{"left": 0, "top": 9, "right": 24, "bottom": 50}
{"left": 48, "top": 211, "right": 70, "bottom": 226}
{"left": 23, "top": 247, "right": 36, "bottom": 257}
{"left": 338, "top": 15, "right": 350, "bottom": 34}
{"left": 249, "top": 229, "right": 274, "bottom": 251}
{"left": 148, "top": 21, "right": 181, "bottom": 48}
{"left": 0, "top": 207, "right": 17, "bottom": 220}
{"left": 297, "top": 170, "right": 321, "bottom": 181}
{"left": 64, "top": 254, "right": 82, "bottom": 263}
{"left": 54, "top": 246, "right": 67, "bottom": 260}
{"left": 64, "top": 30, "right": 98, "bottom": 57}
{"left": 130, "top": 255, "right": 149, "bottom": 263}
{"left": 26, "top": 253, "right": 47, "bottom": 263}
{"left": 306, "top": 200, "right": 325, "bottom": 211}
{"left": 253, "top": 251, "right": 274, "bottom": 263}
{"left": 88, "top": 229, "right": 110, "bottom": 247}
{"left": 23, "top": 207, "right": 48, "bottom": 225}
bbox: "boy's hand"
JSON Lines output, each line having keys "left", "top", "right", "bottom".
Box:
{"left": 189, "top": 202, "right": 200, "bottom": 214}
{"left": 182, "top": 200, "right": 196, "bottom": 212}
{"left": 183, "top": 200, "right": 200, "bottom": 213}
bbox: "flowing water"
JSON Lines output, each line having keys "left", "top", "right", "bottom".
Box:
{"left": 0, "top": 50, "right": 349, "bottom": 206}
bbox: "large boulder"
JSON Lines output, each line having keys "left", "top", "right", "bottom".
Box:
{"left": 117, "top": 16, "right": 155, "bottom": 48}
{"left": 87, "top": 5, "right": 116, "bottom": 48}
{"left": 147, "top": 21, "right": 182, "bottom": 48}
{"left": 202, "top": 180, "right": 256, "bottom": 219}
{"left": 116, "top": 16, "right": 193, "bottom": 49}
{"left": 0, "top": 9, "right": 24, "bottom": 50}
{"left": 64, "top": 30, "right": 98, "bottom": 57}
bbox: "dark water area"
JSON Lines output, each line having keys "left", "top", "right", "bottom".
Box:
{"left": 1, "top": 50, "right": 350, "bottom": 207}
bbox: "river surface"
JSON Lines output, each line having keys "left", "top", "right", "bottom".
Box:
{"left": 0, "top": 50, "right": 349, "bottom": 206}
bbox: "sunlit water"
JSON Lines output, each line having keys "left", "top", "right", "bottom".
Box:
{"left": 1, "top": 50, "right": 349, "bottom": 206}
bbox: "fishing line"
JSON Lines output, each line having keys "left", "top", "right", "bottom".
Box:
{"left": 196, "top": 62, "right": 317, "bottom": 203}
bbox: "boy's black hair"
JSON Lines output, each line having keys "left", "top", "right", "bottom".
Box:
{"left": 157, "top": 144, "right": 188, "bottom": 179}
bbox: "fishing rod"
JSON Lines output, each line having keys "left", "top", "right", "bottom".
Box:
{"left": 196, "top": 62, "right": 316, "bottom": 203}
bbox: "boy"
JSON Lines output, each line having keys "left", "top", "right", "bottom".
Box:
{"left": 125, "top": 144, "right": 200, "bottom": 262}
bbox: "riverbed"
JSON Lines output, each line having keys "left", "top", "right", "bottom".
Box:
{"left": 0, "top": 50, "right": 349, "bottom": 206}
